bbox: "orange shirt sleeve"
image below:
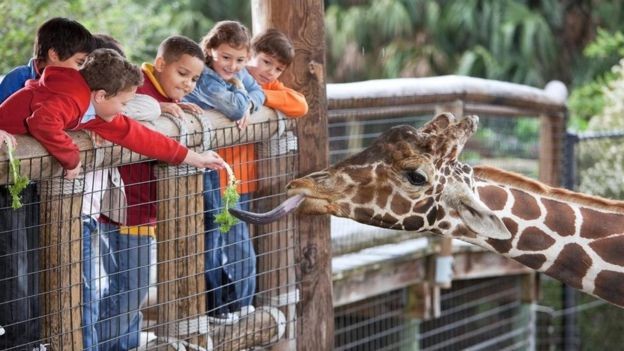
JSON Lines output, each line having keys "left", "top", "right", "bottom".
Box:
{"left": 262, "top": 80, "right": 308, "bottom": 118}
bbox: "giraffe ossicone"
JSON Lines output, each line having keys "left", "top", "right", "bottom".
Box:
{"left": 231, "top": 113, "right": 624, "bottom": 308}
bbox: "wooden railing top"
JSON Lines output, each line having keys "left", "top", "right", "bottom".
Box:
{"left": 0, "top": 107, "right": 279, "bottom": 184}
{"left": 327, "top": 75, "right": 567, "bottom": 114}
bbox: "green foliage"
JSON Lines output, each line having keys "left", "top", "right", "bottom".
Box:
{"left": 214, "top": 166, "right": 240, "bottom": 233}
{"left": 0, "top": 0, "right": 252, "bottom": 73}
{"left": 0, "top": 0, "right": 172, "bottom": 71}
{"left": 6, "top": 143, "right": 29, "bottom": 209}
{"left": 568, "top": 29, "right": 624, "bottom": 130}
{"left": 325, "top": 0, "right": 564, "bottom": 86}
{"left": 577, "top": 59, "right": 624, "bottom": 199}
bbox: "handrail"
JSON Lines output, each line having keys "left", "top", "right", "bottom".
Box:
{"left": 0, "top": 107, "right": 279, "bottom": 184}
{"left": 327, "top": 75, "right": 567, "bottom": 113}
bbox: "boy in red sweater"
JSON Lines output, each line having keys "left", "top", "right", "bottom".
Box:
{"left": 96, "top": 36, "right": 207, "bottom": 350}
{"left": 0, "top": 48, "right": 224, "bottom": 177}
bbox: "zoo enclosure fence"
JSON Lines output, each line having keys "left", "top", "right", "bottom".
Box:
{"left": 0, "top": 107, "right": 299, "bottom": 351}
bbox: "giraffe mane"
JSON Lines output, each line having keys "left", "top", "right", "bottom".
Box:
{"left": 473, "top": 165, "right": 624, "bottom": 213}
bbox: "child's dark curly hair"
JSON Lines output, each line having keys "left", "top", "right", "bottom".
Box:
{"left": 80, "top": 48, "right": 143, "bottom": 97}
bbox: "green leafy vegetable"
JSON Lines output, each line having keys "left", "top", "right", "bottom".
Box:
{"left": 214, "top": 162, "right": 240, "bottom": 233}
{"left": 6, "top": 142, "right": 29, "bottom": 209}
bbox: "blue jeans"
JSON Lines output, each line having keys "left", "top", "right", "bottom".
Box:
{"left": 82, "top": 217, "right": 107, "bottom": 351}
{"left": 97, "top": 223, "right": 153, "bottom": 351}
{"left": 203, "top": 170, "right": 256, "bottom": 315}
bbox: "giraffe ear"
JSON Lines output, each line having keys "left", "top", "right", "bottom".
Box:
{"left": 456, "top": 200, "right": 512, "bottom": 240}
{"left": 444, "top": 182, "right": 512, "bottom": 240}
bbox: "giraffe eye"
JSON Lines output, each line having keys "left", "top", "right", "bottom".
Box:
{"left": 405, "top": 169, "right": 427, "bottom": 186}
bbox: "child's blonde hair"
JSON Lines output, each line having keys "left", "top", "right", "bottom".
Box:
{"left": 199, "top": 20, "right": 251, "bottom": 66}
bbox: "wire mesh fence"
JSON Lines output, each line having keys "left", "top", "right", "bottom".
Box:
{"left": 529, "top": 131, "right": 624, "bottom": 351}
{"left": 334, "top": 276, "right": 533, "bottom": 351}
{"left": 0, "top": 116, "right": 299, "bottom": 350}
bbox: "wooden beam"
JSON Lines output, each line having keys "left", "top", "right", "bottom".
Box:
{"left": 156, "top": 166, "right": 206, "bottom": 345}
{"left": 39, "top": 178, "right": 83, "bottom": 349}
{"left": 251, "top": 1, "right": 333, "bottom": 351}
{"left": 332, "top": 241, "right": 532, "bottom": 308}
{"left": 538, "top": 113, "right": 565, "bottom": 186}
{"left": 0, "top": 108, "right": 279, "bottom": 184}
{"left": 333, "top": 252, "right": 427, "bottom": 308}
{"left": 452, "top": 251, "right": 533, "bottom": 280}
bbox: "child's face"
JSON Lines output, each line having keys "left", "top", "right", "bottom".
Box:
{"left": 247, "top": 52, "right": 286, "bottom": 85}
{"left": 93, "top": 87, "right": 137, "bottom": 122}
{"left": 210, "top": 43, "right": 249, "bottom": 81}
{"left": 47, "top": 49, "right": 89, "bottom": 70}
{"left": 154, "top": 54, "right": 204, "bottom": 101}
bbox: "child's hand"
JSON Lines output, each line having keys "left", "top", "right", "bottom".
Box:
{"left": 177, "top": 102, "right": 204, "bottom": 116}
{"left": 0, "top": 130, "right": 16, "bottom": 149}
{"left": 160, "top": 102, "right": 185, "bottom": 118}
{"left": 200, "top": 151, "right": 226, "bottom": 170}
{"left": 237, "top": 110, "right": 250, "bottom": 130}
{"left": 227, "top": 78, "right": 245, "bottom": 90}
{"left": 65, "top": 161, "right": 82, "bottom": 180}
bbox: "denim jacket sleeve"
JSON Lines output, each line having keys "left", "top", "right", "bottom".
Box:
{"left": 240, "top": 68, "right": 266, "bottom": 113}
{"left": 184, "top": 67, "right": 261, "bottom": 121}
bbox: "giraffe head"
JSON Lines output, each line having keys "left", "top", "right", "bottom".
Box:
{"left": 285, "top": 113, "right": 511, "bottom": 240}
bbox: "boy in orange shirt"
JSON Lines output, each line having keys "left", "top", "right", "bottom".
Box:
{"left": 246, "top": 28, "right": 308, "bottom": 118}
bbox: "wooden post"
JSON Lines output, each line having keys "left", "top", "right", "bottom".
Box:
{"left": 538, "top": 113, "right": 565, "bottom": 187}
{"left": 39, "top": 177, "right": 83, "bottom": 350}
{"left": 156, "top": 165, "right": 208, "bottom": 346}
{"left": 540, "top": 81, "right": 568, "bottom": 187}
{"left": 433, "top": 102, "right": 464, "bottom": 290}
{"left": 251, "top": 1, "right": 333, "bottom": 351}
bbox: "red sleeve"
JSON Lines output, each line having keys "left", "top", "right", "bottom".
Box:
{"left": 26, "top": 97, "right": 82, "bottom": 169}
{"left": 263, "top": 80, "right": 309, "bottom": 118}
{"left": 86, "top": 115, "right": 189, "bottom": 164}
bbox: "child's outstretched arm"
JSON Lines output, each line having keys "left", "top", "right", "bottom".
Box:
{"left": 87, "top": 114, "right": 225, "bottom": 169}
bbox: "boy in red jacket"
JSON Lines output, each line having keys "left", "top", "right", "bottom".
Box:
{"left": 0, "top": 48, "right": 224, "bottom": 176}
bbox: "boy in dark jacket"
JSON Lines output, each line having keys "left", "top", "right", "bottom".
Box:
{"left": 0, "top": 16, "right": 94, "bottom": 350}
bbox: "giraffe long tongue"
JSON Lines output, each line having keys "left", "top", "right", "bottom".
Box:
{"left": 228, "top": 194, "right": 305, "bottom": 224}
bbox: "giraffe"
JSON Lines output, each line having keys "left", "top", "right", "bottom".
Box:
{"left": 232, "top": 112, "right": 624, "bottom": 308}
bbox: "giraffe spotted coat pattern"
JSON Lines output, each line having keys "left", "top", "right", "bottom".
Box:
{"left": 285, "top": 113, "right": 624, "bottom": 308}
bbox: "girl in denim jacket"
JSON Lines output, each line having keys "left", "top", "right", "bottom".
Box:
{"left": 184, "top": 20, "right": 265, "bottom": 324}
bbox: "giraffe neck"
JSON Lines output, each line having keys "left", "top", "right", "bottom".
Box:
{"left": 465, "top": 166, "right": 624, "bottom": 308}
